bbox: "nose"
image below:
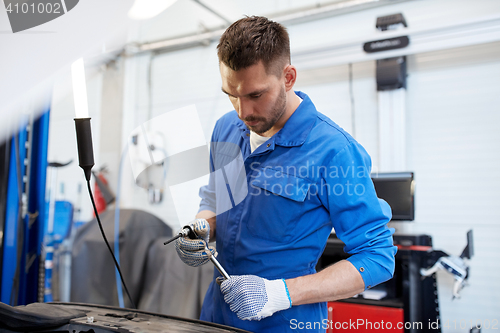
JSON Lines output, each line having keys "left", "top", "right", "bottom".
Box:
{"left": 236, "top": 98, "right": 252, "bottom": 120}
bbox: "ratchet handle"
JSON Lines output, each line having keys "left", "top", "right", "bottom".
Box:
{"left": 209, "top": 255, "right": 230, "bottom": 280}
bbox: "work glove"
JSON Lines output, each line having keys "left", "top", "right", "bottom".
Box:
{"left": 175, "top": 218, "right": 216, "bottom": 267}
{"left": 220, "top": 275, "right": 292, "bottom": 321}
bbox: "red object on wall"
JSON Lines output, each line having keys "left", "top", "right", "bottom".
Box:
{"left": 93, "top": 173, "right": 108, "bottom": 215}
{"left": 327, "top": 302, "right": 404, "bottom": 333}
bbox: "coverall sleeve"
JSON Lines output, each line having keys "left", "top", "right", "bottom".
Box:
{"left": 323, "top": 141, "right": 397, "bottom": 289}
{"left": 198, "top": 121, "right": 219, "bottom": 214}
{"left": 198, "top": 167, "right": 216, "bottom": 213}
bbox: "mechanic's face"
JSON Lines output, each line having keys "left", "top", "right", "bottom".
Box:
{"left": 220, "top": 61, "right": 287, "bottom": 136}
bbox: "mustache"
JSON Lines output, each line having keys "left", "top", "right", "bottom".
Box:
{"left": 242, "top": 116, "right": 266, "bottom": 122}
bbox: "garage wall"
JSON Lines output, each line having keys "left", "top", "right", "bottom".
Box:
{"left": 120, "top": 46, "right": 230, "bottom": 228}
{"left": 404, "top": 42, "right": 500, "bottom": 326}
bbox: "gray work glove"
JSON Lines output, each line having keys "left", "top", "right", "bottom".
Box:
{"left": 174, "top": 218, "right": 216, "bottom": 267}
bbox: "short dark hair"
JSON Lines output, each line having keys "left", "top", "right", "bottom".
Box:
{"left": 217, "top": 16, "right": 290, "bottom": 77}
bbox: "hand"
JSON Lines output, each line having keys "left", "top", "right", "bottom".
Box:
{"left": 175, "top": 219, "right": 216, "bottom": 267}
{"left": 220, "top": 275, "right": 292, "bottom": 321}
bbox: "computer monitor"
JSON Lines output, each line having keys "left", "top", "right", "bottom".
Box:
{"left": 371, "top": 172, "right": 415, "bottom": 221}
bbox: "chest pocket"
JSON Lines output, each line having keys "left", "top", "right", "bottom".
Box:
{"left": 246, "top": 168, "right": 313, "bottom": 242}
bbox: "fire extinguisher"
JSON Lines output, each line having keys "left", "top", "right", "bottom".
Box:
{"left": 92, "top": 166, "right": 115, "bottom": 215}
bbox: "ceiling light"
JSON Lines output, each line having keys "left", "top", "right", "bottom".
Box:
{"left": 128, "top": 0, "right": 178, "bottom": 20}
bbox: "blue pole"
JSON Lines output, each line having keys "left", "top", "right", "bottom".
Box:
{"left": 0, "top": 137, "right": 23, "bottom": 304}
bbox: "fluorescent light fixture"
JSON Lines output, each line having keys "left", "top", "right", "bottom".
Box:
{"left": 71, "top": 58, "right": 89, "bottom": 119}
{"left": 128, "top": 0, "right": 178, "bottom": 20}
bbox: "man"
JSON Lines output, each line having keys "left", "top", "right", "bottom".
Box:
{"left": 175, "top": 16, "right": 396, "bottom": 332}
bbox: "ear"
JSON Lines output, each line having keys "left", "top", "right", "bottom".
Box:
{"left": 283, "top": 65, "right": 297, "bottom": 92}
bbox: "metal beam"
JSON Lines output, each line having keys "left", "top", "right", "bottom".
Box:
{"left": 127, "top": 0, "right": 415, "bottom": 55}
{"left": 292, "top": 14, "right": 500, "bottom": 69}
{"left": 191, "top": 0, "right": 232, "bottom": 25}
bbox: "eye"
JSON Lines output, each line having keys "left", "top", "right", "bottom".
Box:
{"left": 249, "top": 94, "right": 262, "bottom": 99}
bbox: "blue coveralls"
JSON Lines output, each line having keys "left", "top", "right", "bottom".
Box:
{"left": 199, "top": 91, "right": 397, "bottom": 332}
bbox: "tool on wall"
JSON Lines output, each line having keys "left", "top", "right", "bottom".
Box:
{"left": 420, "top": 230, "right": 474, "bottom": 299}
{"left": 129, "top": 130, "right": 168, "bottom": 204}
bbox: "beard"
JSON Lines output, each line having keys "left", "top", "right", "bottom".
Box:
{"left": 243, "top": 86, "right": 287, "bottom": 135}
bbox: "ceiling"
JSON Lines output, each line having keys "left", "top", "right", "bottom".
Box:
{"left": 0, "top": 0, "right": 405, "bottom": 142}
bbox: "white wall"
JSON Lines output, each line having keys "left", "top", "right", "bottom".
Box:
{"left": 404, "top": 41, "right": 500, "bottom": 326}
